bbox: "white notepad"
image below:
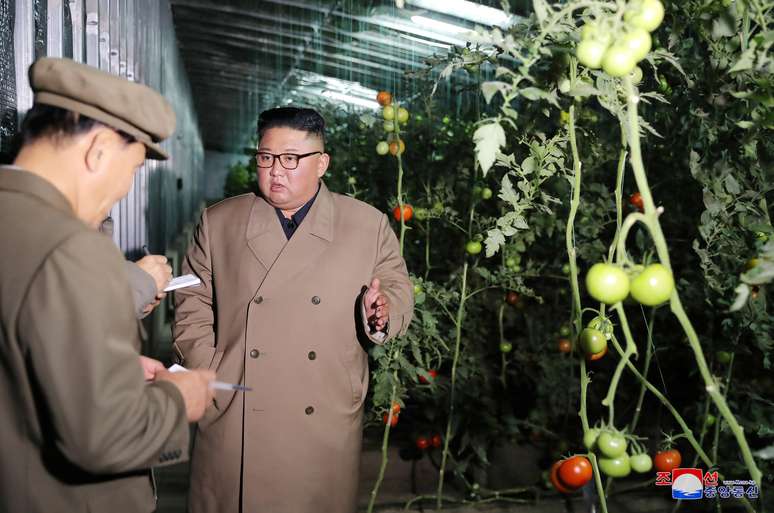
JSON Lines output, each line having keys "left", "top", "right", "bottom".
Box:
{"left": 163, "top": 274, "right": 201, "bottom": 292}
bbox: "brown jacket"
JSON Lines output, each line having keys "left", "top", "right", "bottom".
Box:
{"left": 173, "top": 181, "right": 413, "bottom": 513}
{"left": 0, "top": 167, "right": 190, "bottom": 513}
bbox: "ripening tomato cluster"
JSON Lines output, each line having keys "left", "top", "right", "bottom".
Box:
{"left": 576, "top": 0, "right": 664, "bottom": 77}
{"left": 375, "top": 91, "right": 408, "bottom": 157}
{"left": 583, "top": 428, "right": 656, "bottom": 479}
{"left": 586, "top": 262, "right": 675, "bottom": 306}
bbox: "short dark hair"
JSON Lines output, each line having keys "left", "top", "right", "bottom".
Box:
{"left": 257, "top": 107, "right": 325, "bottom": 145}
{"left": 19, "top": 104, "right": 134, "bottom": 146}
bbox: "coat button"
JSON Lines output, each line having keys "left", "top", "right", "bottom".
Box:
{"left": 305, "top": 406, "right": 314, "bottom": 415}
{"left": 311, "top": 296, "right": 321, "bottom": 305}
{"left": 253, "top": 296, "right": 263, "bottom": 304}
{"left": 250, "top": 349, "right": 260, "bottom": 359}
{"left": 308, "top": 351, "right": 316, "bottom": 360}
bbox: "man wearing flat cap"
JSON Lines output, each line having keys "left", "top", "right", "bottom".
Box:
{"left": 0, "top": 57, "right": 215, "bottom": 513}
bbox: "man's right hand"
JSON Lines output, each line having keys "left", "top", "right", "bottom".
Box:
{"left": 155, "top": 369, "right": 215, "bottom": 422}
{"left": 136, "top": 255, "right": 173, "bottom": 295}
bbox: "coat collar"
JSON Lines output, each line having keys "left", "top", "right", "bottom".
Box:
{"left": 0, "top": 166, "right": 75, "bottom": 216}
{"left": 246, "top": 181, "right": 334, "bottom": 276}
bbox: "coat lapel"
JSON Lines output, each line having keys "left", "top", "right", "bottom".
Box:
{"left": 252, "top": 182, "right": 334, "bottom": 296}
{"left": 246, "top": 197, "right": 287, "bottom": 273}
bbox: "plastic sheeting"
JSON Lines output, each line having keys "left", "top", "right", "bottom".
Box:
{"left": 0, "top": 0, "right": 16, "bottom": 163}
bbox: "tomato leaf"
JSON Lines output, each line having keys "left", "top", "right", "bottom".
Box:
{"left": 481, "top": 81, "right": 511, "bottom": 104}
{"left": 473, "top": 121, "right": 506, "bottom": 176}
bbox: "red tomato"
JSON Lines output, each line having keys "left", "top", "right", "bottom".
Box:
{"left": 559, "top": 456, "right": 593, "bottom": 489}
{"left": 391, "top": 402, "right": 401, "bottom": 415}
{"left": 654, "top": 449, "right": 681, "bottom": 473}
{"left": 393, "top": 205, "right": 413, "bottom": 222}
{"left": 416, "top": 436, "right": 430, "bottom": 450}
{"left": 419, "top": 369, "right": 438, "bottom": 384}
{"left": 629, "top": 192, "right": 644, "bottom": 212}
{"left": 505, "top": 291, "right": 520, "bottom": 305}
{"left": 382, "top": 413, "right": 399, "bottom": 427}
{"left": 550, "top": 461, "right": 576, "bottom": 494}
{"left": 431, "top": 434, "right": 442, "bottom": 448}
{"left": 376, "top": 91, "right": 392, "bottom": 106}
{"left": 558, "top": 338, "right": 572, "bottom": 353}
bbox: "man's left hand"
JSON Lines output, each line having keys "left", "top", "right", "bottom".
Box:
{"left": 140, "top": 355, "right": 166, "bottom": 380}
{"left": 363, "top": 278, "right": 390, "bottom": 332}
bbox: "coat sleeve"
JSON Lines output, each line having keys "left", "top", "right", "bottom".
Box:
{"left": 367, "top": 213, "right": 414, "bottom": 344}
{"left": 172, "top": 210, "right": 218, "bottom": 369}
{"left": 16, "top": 231, "right": 190, "bottom": 475}
{"left": 124, "top": 260, "right": 157, "bottom": 319}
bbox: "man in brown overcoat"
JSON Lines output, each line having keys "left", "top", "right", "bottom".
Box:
{"left": 173, "top": 107, "right": 414, "bottom": 513}
{"left": 0, "top": 57, "right": 215, "bottom": 513}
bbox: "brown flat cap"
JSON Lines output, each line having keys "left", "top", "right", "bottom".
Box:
{"left": 29, "top": 57, "right": 176, "bottom": 160}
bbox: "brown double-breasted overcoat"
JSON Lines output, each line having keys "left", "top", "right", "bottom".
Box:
{"left": 173, "top": 181, "right": 413, "bottom": 513}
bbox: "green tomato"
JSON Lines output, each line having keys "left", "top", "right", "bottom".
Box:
{"left": 432, "top": 201, "right": 444, "bottom": 214}
{"left": 583, "top": 428, "right": 601, "bottom": 450}
{"left": 586, "top": 263, "right": 630, "bottom": 304}
{"left": 413, "top": 284, "right": 423, "bottom": 295}
{"left": 577, "top": 40, "right": 608, "bottom": 69}
{"left": 414, "top": 207, "right": 429, "bottom": 221}
{"left": 596, "top": 431, "right": 628, "bottom": 458}
{"left": 383, "top": 120, "right": 395, "bottom": 132}
{"left": 376, "top": 141, "right": 390, "bottom": 155}
{"left": 630, "top": 263, "right": 674, "bottom": 306}
{"left": 716, "top": 351, "right": 732, "bottom": 364}
{"left": 383, "top": 105, "right": 396, "bottom": 120}
{"left": 473, "top": 186, "right": 483, "bottom": 198}
{"left": 621, "top": 28, "right": 652, "bottom": 62}
{"left": 580, "top": 328, "right": 607, "bottom": 355}
{"left": 625, "top": 0, "right": 665, "bottom": 33}
{"left": 562, "top": 263, "right": 571, "bottom": 275}
{"left": 705, "top": 414, "right": 716, "bottom": 427}
{"left": 397, "top": 107, "right": 409, "bottom": 124}
{"left": 558, "top": 78, "right": 571, "bottom": 94}
{"left": 499, "top": 342, "right": 513, "bottom": 353}
{"left": 630, "top": 453, "right": 653, "bottom": 473}
{"left": 442, "top": 116, "right": 451, "bottom": 124}
{"left": 481, "top": 187, "right": 493, "bottom": 200}
{"left": 506, "top": 257, "right": 517, "bottom": 268}
{"left": 559, "top": 324, "right": 572, "bottom": 337}
{"left": 602, "top": 45, "right": 637, "bottom": 77}
{"left": 466, "top": 241, "right": 483, "bottom": 255}
{"left": 347, "top": 176, "right": 357, "bottom": 185}
{"left": 599, "top": 454, "right": 632, "bottom": 478}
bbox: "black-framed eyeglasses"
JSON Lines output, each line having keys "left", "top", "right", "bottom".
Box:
{"left": 255, "top": 151, "right": 322, "bottom": 170}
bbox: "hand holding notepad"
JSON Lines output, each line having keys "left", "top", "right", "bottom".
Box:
{"left": 163, "top": 274, "right": 201, "bottom": 292}
{"left": 168, "top": 364, "right": 251, "bottom": 392}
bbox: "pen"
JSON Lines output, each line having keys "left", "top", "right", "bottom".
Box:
{"left": 210, "top": 381, "right": 252, "bottom": 392}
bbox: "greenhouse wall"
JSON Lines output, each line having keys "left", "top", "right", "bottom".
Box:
{"left": 3, "top": 0, "right": 205, "bottom": 259}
